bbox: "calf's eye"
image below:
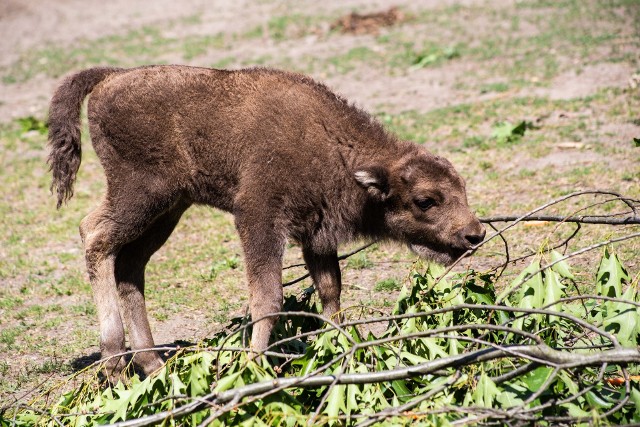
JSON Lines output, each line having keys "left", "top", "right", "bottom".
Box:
{"left": 414, "top": 198, "right": 436, "bottom": 211}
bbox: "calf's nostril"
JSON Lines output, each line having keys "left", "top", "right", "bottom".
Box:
{"left": 459, "top": 223, "right": 486, "bottom": 248}
{"left": 465, "top": 228, "right": 486, "bottom": 246}
{"left": 465, "top": 234, "right": 483, "bottom": 246}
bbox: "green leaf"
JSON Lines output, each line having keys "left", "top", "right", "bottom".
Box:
{"left": 103, "top": 386, "right": 135, "bottom": 423}
{"left": 213, "top": 371, "right": 242, "bottom": 392}
{"left": 491, "top": 120, "right": 530, "bottom": 144}
{"left": 557, "top": 370, "right": 579, "bottom": 395}
{"left": 523, "top": 366, "right": 554, "bottom": 392}
{"left": 603, "top": 307, "right": 639, "bottom": 347}
{"left": 346, "top": 384, "right": 359, "bottom": 414}
{"left": 630, "top": 388, "right": 640, "bottom": 416}
{"left": 400, "top": 351, "right": 431, "bottom": 364}
{"left": 473, "top": 374, "right": 499, "bottom": 407}
{"left": 498, "top": 258, "right": 541, "bottom": 304}
{"left": 496, "top": 390, "right": 524, "bottom": 408}
{"left": 585, "top": 391, "right": 613, "bottom": 409}
{"left": 511, "top": 120, "right": 528, "bottom": 136}
{"left": 634, "top": 137, "right": 640, "bottom": 147}
{"left": 189, "top": 357, "right": 211, "bottom": 396}
{"left": 422, "top": 337, "right": 449, "bottom": 359}
{"left": 170, "top": 372, "right": 187, "bottom": 396}
{"left": 543, "top": 269, "right": 565, "bottom": 312}
{"left": 509, "top": 259, "right": 544, "bottom": 330}
{"left": 391, "top": 380, "right": 412, "bottom": 401}
{"left": 563, "top": 402, "right": 591, "bottom": 417}
{"left": 323, "top": 385, "right": 346, "bottom": 422}
{"left": 466, "top": 281, "right": 497, "bottom": 305}
{"left": 596, "top": 248, "right": 630, "bottom": 298}
{"left": 550, "top": 250, "right": 574, "bottom": 279}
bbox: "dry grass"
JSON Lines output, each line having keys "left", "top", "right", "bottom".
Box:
{"left": 0, "top": 0, "right": 638, "bottom": 402}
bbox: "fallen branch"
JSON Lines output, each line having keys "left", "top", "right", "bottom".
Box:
{"left": 481, "top": 214, "right": 640, "bottom": 225}
{"left": 110, "top": 345, "right": 640, "bottom": 427}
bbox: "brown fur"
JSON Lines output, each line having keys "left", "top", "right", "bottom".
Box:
{"left": 48, "top": 65, "right": 485, "bottom": 379}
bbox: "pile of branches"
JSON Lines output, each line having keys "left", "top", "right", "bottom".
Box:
{"left": 2, "top": 190, "right": 639, "bottom": 426}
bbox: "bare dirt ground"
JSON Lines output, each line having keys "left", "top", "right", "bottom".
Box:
{"left": 1, "top": 0, "right": 638, "bottom": 404}
{"left": 0, "top": 0, "right": 524, "bottom": 121}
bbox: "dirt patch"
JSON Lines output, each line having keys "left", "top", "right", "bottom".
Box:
{"left": 0, "top": 0, "right": 516, "bottom": 123}
{"left": 0, "top": 0, "right": 254, "bottom": 68}
{"left": 533, "top": 62, "right": 634, "bottom": 100}
{"left": 331, "top": 7, "right": 405, "bottom": 35}
{"left": 512, "top": 149, "right": 605, "bottom": 171}
{"left": 326, "top": 61, "right": 477, "bottom": 114}
{"left": 150, "top": 311, "right": 211, "bottom": 347}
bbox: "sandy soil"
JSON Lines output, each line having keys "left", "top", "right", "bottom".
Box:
{"left": 1, "top": 0, "right": 638, "bottom": 402}
{"left": 1, "top": 0, "right": 546, "bottom": 122}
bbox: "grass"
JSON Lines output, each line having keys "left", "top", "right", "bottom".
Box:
{"left": 243, "top": 14, "right": 327, "bottom": 41}
{"left": 4, "top": 1, "right": 637, "bottom": 85}
{"left": 346, "top": 253, "right": 374, "bottom": 270}
{"left": 0, "top": 0, "right": 639, "bottom": 404}
{"left": 373, "top": 278, "right": 401, "bottom": 292}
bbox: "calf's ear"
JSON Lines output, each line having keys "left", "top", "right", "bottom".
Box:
{"left": 355, "top": 166, "right": 391, "bottom": 201}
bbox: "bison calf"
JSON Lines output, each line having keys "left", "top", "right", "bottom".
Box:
{"left": 48, "top": 65, "right": 485, "bottom": 379}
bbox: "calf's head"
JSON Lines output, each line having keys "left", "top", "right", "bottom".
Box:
{"left": 355, "top": 149, "right": 485, "bottom": 265}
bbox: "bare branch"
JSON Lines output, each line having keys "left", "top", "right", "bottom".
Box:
{"left": 481, "top": 214, "right": 640, "bottom": 225}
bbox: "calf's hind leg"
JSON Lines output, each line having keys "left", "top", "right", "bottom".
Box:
{"left": 80, "top": 194, "right": 177, "bottom": 381}
{"left": 114, "top": 201, "right": 189, "bottom": 375}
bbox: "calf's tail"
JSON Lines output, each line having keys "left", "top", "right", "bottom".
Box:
{"left": 47, "top": 67, "right": 122, "bottom": 208}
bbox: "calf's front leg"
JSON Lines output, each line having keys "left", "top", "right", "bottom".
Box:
{"left": 302, "top": 248, "right": 342, "bottom": 320}
{"left": 235, "top": 215, "right": 286, "bottom": 353}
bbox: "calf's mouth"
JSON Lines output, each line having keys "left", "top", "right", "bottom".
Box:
{"left": 408, "top": 242, "right": 469, "bottom": 266}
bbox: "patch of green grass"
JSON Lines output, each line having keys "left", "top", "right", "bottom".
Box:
{"left": 244, "top": 14, "right": 324, "bottom": 42}
{"left": 179, "top": 14, "right": 203, "bottom": 26}
{"left": 202, "top": 255, "right": 240, "bottom": 282}
{"left": 212, "top": 56, "right": 236, "bottom": 69}
{"left": 0, "top": 326, "right": 24, "bottom": 347}
{"left": 182, "top": 33, "right": 226, "bottom": 60}
{"left": 0, "top": 295, "right": 23, "bottom": 310}
{"left": 406, "top": 44, "right": 461, "bottom": 70}
{"left": 373, "top": 278, "right": 401, "bottom": 292}
{"left": 71, "top": 302, "right": 96, "bottom": 317}
{"left": 380, "top": 91, "right": 625, "bottom": 150}
{"left": 3, "top": 26, "right": 176, "bottom": 84}
{"left": 210, "top": 300, "right": 243, "bottom": 324}
{"left": 480, "top": 82, "right": 510, "bottom": 94}
{"left": 518, "top": 168, "right": 536, "bottom": 178}
{"left": 464, "top": 136, "right": 490, "bottom": 150}
{"left": 33, "top": 359, "right": 67, "bottom": 375}
{"left": 326, "top": 46, "right": 379, "bottom": 74}
{"left": 3, "top": 19, "right": 228, "bottom": 84}
{"left": 622, "top": 171, "right": 640, "bottom": 182}
{"left": 51, "top": 272, "right": 88, "bottom": 297}
{"left": 454, "top": 0, "right": 640, "bottom": 86}
{"left": 346, "top": 253, "right": 373, "bottom": 270}
{"left": 16, "top": 116, "right": 48, "bottom": 135}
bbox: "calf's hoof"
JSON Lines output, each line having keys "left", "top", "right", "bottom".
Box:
{"left": 100, "top": 356, "right": 129, "bottom": 385}
{"left": 138, "top": 352, "right": 166, "bottom": 377}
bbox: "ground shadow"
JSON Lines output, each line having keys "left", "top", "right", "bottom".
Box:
{"left": 70, "top": 339, "right": 196, "bottom": 377}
